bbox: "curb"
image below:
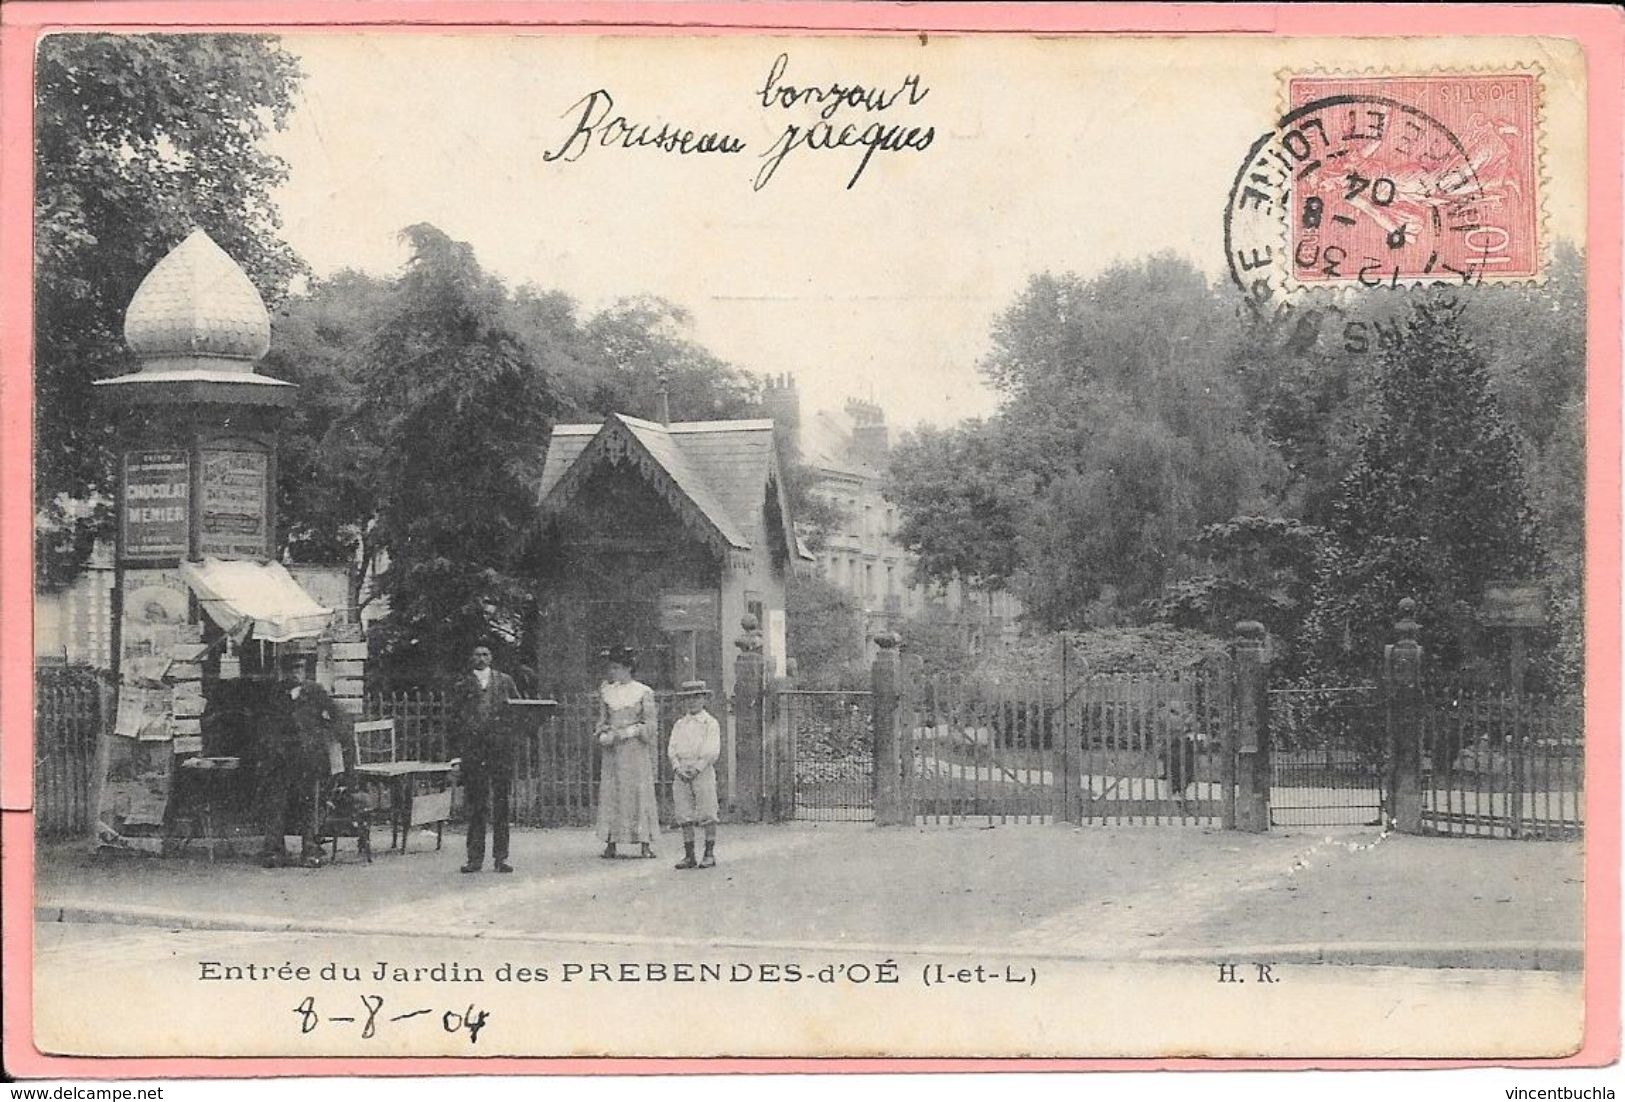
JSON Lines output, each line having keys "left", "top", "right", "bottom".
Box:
{"left": 1139, "top": 942, "right": 1584, "bottom": 971}
{"left": 34, "top": 902, "right": 1583, "bottom": 972}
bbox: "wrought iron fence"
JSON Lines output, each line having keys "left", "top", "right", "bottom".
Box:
{"left": 31, "top": 677, "right": 709, "bottom": 840}
{"left": 363, "top": 688, "right": 693, "bottom": 828}
{"left": 1258, "top": 679, "right": 1584, "bottom": 837}
{"left": 34, "top": 668, "right": 1582, "bottom": 842}
{"left": 1418, "top": 690, "right": 1582, "bottom": 839}
{"left": 34, "top": 673, "right": 108, "bottom": 837}
{"left": 363, "top": 688, "right": 452, "bottom": 762}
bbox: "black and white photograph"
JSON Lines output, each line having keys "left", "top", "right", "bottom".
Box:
{"left": 15, "top": 14, "right": 1611, "bottom": 1065}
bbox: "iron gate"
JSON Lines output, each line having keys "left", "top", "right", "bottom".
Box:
{"left": 909, "top": 676, "right": 1063, "bottom": 825}
{"left": 782, "top": 689, "right": 874, "bottom": 821}
{"left": 905, "top": 667, "right": 1231, "bottom": 826}
{"left": 1064, "top": 668, "right": 1229, "bottom": 827}
{"left": 1267, "top": 685, "right": 1386, "bottom": 827}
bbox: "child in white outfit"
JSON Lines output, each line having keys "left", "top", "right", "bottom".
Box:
{"left": 668, "top": 680, "right": 721, "bottom": 869}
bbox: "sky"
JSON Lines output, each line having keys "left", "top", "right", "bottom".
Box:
{"left": 264, "top": 33, "right": 1586, "bottom": 430}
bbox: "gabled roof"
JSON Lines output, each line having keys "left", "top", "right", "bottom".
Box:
{"left": 537, "top": 413, "right": 813, "bottom": 563}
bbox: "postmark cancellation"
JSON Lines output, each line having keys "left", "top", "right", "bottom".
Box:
{"left": 1228, "top": 69, "right": 1544, "bottom": 312}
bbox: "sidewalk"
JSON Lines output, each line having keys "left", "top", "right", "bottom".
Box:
{"left": 33, "top": 821, "right": 1584, "bottom": 969}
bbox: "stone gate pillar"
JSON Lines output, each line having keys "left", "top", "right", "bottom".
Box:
{"left": 1061, "top": 635, "right": 1086, "bottom": 825}
{"left": 764, "top": 669, "right": 794, "bottom": 822}
{"left": 1385, "top": 599, "right": 1425, "bottom": 834}
{"left": 898, "top": 648, "right": 923, "bottom": 817}
{"left": 731, "top": 615, "right": 766, "bottom": 822}
{"left": 870, "top": 632, "right": 905, "bottom": 826}
{"left": 1232, "top": 621, "right": 1271, "bottom": 832}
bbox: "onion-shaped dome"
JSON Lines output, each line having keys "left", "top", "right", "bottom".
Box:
{"left": 123, "top": 229, "right": 271, "bottom": 367}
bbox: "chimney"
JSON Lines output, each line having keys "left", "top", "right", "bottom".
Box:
{"left": 763, "top": 372, "right": 801, "bottom": 453}
{"left": 844, "top": 398, "right": 889, "bottom": 467}
{"left": 656, "top": 368, "right": 671, "bottom": 425}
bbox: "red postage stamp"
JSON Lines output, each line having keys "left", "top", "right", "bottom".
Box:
{"left": 1283, "top": 72, "right": 1541, "bottom": 284}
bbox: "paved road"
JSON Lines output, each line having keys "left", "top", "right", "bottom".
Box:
{"left": 32, "top": 923, "right": 1585, "bottom": 1061}
{"left": 37, "top": 824, "right": 1584, "bottom": 963}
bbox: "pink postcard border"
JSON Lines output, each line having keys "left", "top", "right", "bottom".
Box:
{"left": 0, "top": 0, "right": 1619, "bottom": 1078}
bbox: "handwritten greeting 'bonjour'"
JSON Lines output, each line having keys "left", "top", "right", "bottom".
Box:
{"left": 541, "top": 53, "right": 934, "bottom": 191}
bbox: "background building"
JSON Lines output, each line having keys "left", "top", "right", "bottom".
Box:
{"left": 533, "top": 410, "right": 810, "bottom": 699}
{"left": 33, "top": 542, "right": 115, "bottom": 670}
{"left": 763, "top": 373, "right": 1020, "bottom": 658}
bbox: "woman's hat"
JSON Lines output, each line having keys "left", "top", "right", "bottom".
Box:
{"left": 678, "top": 680, "right": 710, "bottom": 696}
{"left": 600, "top": 645, "right": 638, "bottom": 667}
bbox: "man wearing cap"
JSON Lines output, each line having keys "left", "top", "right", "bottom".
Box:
{"left": 255, "top": 647, "right": 343, "bottom": 869}
{"left": 668, "top": 680, "right": 722, "bottom": 869}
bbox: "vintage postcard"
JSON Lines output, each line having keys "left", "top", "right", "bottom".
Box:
{"left": 2, "top": 1, "right": 1620, "bottom": 1076}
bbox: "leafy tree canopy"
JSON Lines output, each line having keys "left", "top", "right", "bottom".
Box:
{"left": 888, "top": 255, "right": 1282, "bottom": 628}
{"left": 271, "top": 252, "right": 843, "bottom": 581}
{"left": 1301, "top": 303, "right": 1541, "bottom": 678}
{"left": 261, "top": 269, "right": 397, "bottom": 571}
{"left": 1150, "top": 515, "right": 1325, "bottom": 676}
{"left": 785, "top": 574, "right": 867, "bottom": 688}
{"left": 351, "top": 225, "right": 560, "bottom": 682}
{"left": 34, "top": 33, "right": 305, "bottom": 587}
{"left": 266, "top": 228, "right": 843, "bottom": 683}
{"left": 971, "top": 626, "right": 1231, "bottom": 685}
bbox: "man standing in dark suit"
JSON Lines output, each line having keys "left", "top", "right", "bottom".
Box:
{"left": 256, "top": 647, "right": 345, "bottom": 868}
{"left": 451, "top": 642, "right": 519, "bottom": 873}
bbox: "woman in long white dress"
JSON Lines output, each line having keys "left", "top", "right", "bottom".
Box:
{"left": 595, "top": 646, "right": 659, "bottom": 858}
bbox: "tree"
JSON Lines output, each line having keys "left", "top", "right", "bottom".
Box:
{"left": 1227, "top": 298, "right": 1385, "bottom": 526}
{"left": 265, "top": 226, "right": 848, "bottom": 651}
{"left": 893, "top": 614, "right": 979, "bottom": 679}
{"left": 779, "top": 459, "right": 846, "bottom": 555}
{"left": 1473, "top": 243, "right": 1586, "bottom": 462}
{"left": 1150, "top": 515, "right": 1325, "bottom": 676}
{"left": 1302, "top": 304, "right": 1541, "bottom": 677}
{"left": 34, "top": 33, "right": 305, "bottom": 586}
{"left": 885, "top": 419, "right": 1025, "bottom": 591}
{"left": 357, "top": 225, "right": 559, "bottom": 683}
{"left": 1471, "top": 244, "right": 1586, "bottom": 685}
{"left": 785, "top": 575, "right": 866, "bottom": 687}
{"left": 887, "top": 255, "right": 1282, "bottom": 629}
{"left": 1226, "top": 250, "right": 1584, "bottom": 535}
{"left": 559, "top": 296, "right": 761, "bottom": 422}
{"left": 262, "top": 269, "right": 397, "bottom": 574}
{"left": 1222, "top": 247, "right": 1584, "bottom": 685}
